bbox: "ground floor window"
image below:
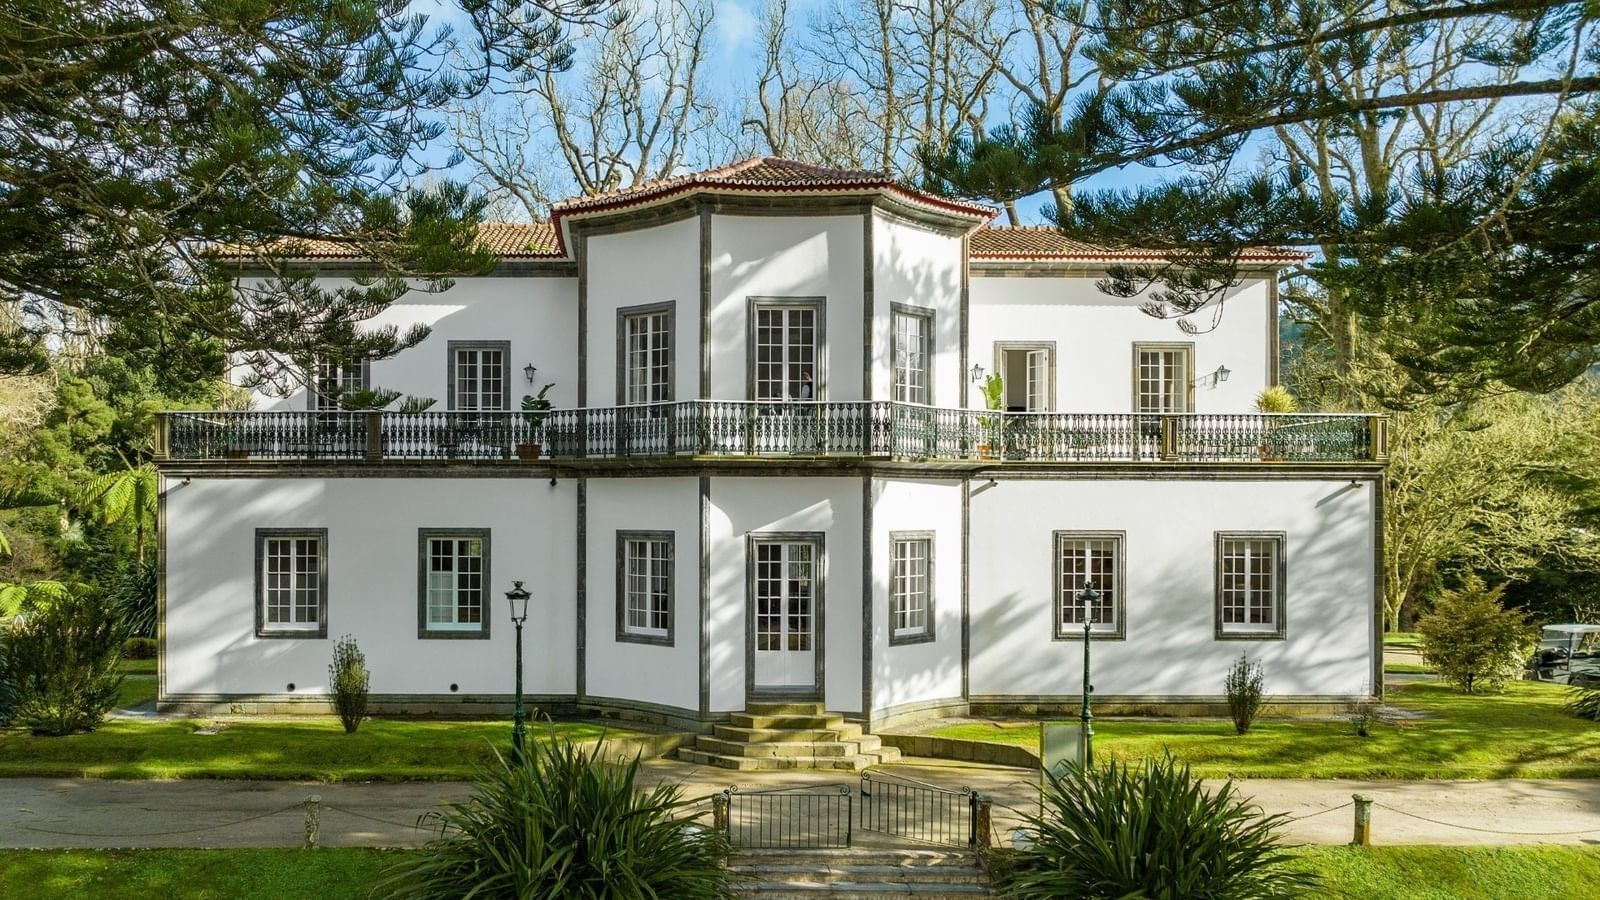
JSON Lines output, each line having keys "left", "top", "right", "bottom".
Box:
{"left": 419, "top": 529, "right": 490, "bottom": 638}
{"left": 1216, "top": 532, "right": 1286, "bottom": 639}
{"left": 889, "top": 531, "right": 935, "bottom": 645}
{"left": 256, "top": 529, "right": 327, "bottom": 638}
{"left": 617, "top": 531, "right": 674, "bottom": 645}
{"left": 1053, "top": 531, "right": 1125, "bottom": 640}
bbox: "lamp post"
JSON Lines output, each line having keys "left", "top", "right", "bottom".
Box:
{"left": 505, "top": 581, "right": 532, "bottom": 761}
{"left": 1079, "top": 583, "right": 1099, "bottom": 768}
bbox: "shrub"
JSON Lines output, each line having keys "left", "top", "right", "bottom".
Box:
{"left": 123, "top": 636, "right": 158, "bottom": 660}
{"left": 1254, "top": 385, "right": 1300, "bottom": 413}
{"left": 1347, "top": 701, "right": 1380, "bottom": 737}
{"left": 329, "top": 635, "right": 369, "bottom": 734}
{"left": 1001, "top": 755, "right": 1315, "bottom": 899}
{"left": 1225, "top": 654, "right": 1266, "bottom": 735}
{"left": 1, "top": 589, "right": 126, "bottom": 735}
{"left": 1570, "top": 682, "right": 1600, "bottom": 722}
{"left": 378, "top": 737, "right": 732, "bottom": 899}
{"left": 108, "top": 559, "right": 157, "bottom": 638}
{"left": 1417, "top": 576, "right": 1537, "bottom": 693}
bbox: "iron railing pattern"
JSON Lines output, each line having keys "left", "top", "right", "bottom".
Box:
{"left": 160, "top": 403, "right": 1384, "bottom": 464}
{"left": 722, "top": 785, "right": 853, "bottom": 849}
{"left": 858, "top": 771, "right": 976, "bottom": 848}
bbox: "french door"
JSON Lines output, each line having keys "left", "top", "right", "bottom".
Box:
{"left": 751, "top": 537, "right": 820, "bottom": 693}
{"left": 620, "top": 305, "right": 673, "bottom": 455}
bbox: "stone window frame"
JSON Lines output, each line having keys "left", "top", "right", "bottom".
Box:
{"left": 888, "top": 530, "right": 936, "bottom": 646}
{"left": 1051, "top": 530, "right": 1128, "bottom": 641}
{"left": 991, "top": 341, "right": 1057, "bottom": 411}
{"left": 615, "top": 301, "right": 676, "bottom": 406}
{"left": 1131, "top": 341, "right": 1196, "bottom": 413}
{"left": 446, "top": 340, "right": 512, "bottom": 412}
{"left": 417, "top": 528, "right": 492, "bottom": 640}
{"left": 615, "top": 530, "right": 675, "bottom": 647}
{"left": 890, "top": 303, "right": 936, "bottom": 406}
{"left": 254, "top": 528, "right": 329, "bottom": 639}
{"left": 1214, "top": 530, "right": 1288, "bottom": 641}
{"left": 746, "top": 296, "right": 827, "bottom": 401}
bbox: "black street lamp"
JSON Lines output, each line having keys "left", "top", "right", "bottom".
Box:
{"left": 505, "top": 581, "right": 532, "bottom": 761}
{"left": 1079, "top": 583, "right": 1099, "bottom": 768}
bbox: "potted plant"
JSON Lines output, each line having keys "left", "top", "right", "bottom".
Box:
{"left": 977, "top": 373, "right": 1005, "bottom": 459}
{"left": 518, "top": 384, "right": 555, "bottom": 460}
{"left": 1254, "top": 385, "right": 1299, "bottom": 460}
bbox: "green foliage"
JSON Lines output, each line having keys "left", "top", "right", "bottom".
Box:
{"left": 981, "top": 373, "right": 1005, "bottom": 410}
{"left": 1, "top": 588, "right": 126, "bottom": 736}
{"left": 378, "top": 738, "right": 732, "bottom": 899}
{"left": 1254, "top": 386, "right": 1298, "bottom": 414}
{"left": 1569, "top": 682, "right": 1600, "bottom": 722}
{"left": 1002, "top": 755, "right": 1315, "bottom": 899}
{"left": 1418, "top": 577, "right": 1538, "bottom": 693}
{"left": 1225, "top": 655, "right": 1265, "bottom": 735}
{"left": 329, "top": 636, "right": 370, "bottom": 735}
{"left": 122, "top": 637, "right": 158, "bottom": 660}
{"left": 521, "top": 383, "right": 556, "bottom": 427}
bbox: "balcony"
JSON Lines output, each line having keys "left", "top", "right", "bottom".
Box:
{"left": 155, "top": 402, "right": 1387, "bottom": 466}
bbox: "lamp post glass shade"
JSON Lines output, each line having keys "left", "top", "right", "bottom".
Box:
{"left": 1217, "top": 365, "right": 1231, "bottom": 384}
{"left": 969, "top": 363, "right": 985, "bottom": 383}
{"left": 506, "top": 580, "right": 531, "bottom": 622}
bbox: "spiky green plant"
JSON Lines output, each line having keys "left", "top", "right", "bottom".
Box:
{"left": 1254, "top": 386, "right": 1299, "bottom": 413}
{"left": 328, "top": 635, "right": 369, "bottom": 734}
{"left": 1569, "top": 681, "right": 1600, "bottom": 721}
{"left": 1225, "top": 654, "right": 1266, "bottom": 735}
{"left": 78, "top": 451, "right": 157, "bottom": 564}
{"left": 1002, "top": 756, "right": 1315, "bottom": 899}
{"left": 1, "top": 587, "right": 125, "bottom": 736}
{"left": 377, "top": 737, "right": 733, "bottom": 899}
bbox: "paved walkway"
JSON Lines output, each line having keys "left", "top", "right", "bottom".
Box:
{"left": 4, "top": 758, "right": 1599, "bottom": 849}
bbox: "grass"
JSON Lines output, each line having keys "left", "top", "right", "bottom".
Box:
{"left": 1383, "top": 662, "right": 1436, "bottom": 674}
{"left": 120, "top": 658, "right": 157, "bottom": 676}
{"left": 4, "top": 847, "right": 1597, "bottom": 899}
{"left": 1383, "top": 631, "right": 1422, "bottom": 648}
{"left": 114, "top": 675, "right": 157, "bottom": 709}
{"left": 0, "top": 719, "right": 618, "bottom": 780}
{"left": 930, "top": 680, "right": 1600, "bottom": 779}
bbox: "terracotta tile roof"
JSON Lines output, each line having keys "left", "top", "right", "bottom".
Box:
{"left": 969, "top": 226, "right": 1306, "bottom": 263}
{"left": 217, "top": 222, "right": 561, "bottom": 261}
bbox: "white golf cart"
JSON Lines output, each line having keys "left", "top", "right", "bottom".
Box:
{"left": 1527, "top": 624, "right": 1600, "bottom": 685}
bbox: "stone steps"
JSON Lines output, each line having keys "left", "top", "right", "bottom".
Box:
{"left": 682, "top": 703, "right": 899, "bottom": 771}
{"left": 716, "top": 724, "right": 865, "bottom": 743}
{"left": 679, "top": 748, "right": 901, "bottom": 771}
{"left": 729, "top": 849, "right": 994, "bottom": 898}
{"left": 696, "top": 734, "right": 886, "bottom": 759}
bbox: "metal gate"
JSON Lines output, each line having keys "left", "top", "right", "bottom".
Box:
{"left": 718, "top": 784, "right": 853, "bottom": 849}
{"left": 858, "top": 771, "right": 977, "bottom": 847}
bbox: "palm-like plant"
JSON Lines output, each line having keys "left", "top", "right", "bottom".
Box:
{"left": 78, "top": 450, "right": 157, "bottom": 564}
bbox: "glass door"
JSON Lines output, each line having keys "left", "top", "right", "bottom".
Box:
{"left": 752, "top": 540, "right": 817, "bottom": 691}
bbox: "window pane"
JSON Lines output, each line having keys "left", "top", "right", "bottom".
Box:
{"left": 1058, "top": 536, "right": 1118, "bottom": 632}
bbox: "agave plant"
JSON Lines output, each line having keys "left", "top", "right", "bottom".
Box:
{"left": 1002, "top": 756, "right": 1315, "bottom": 900}
{"left": 1570, "top": 681, "right": 1600, "bottom": 721}
{"left": 378, "top": 736, "right": 733, "bottom": 899}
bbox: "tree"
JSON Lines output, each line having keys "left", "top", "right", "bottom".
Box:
{"left": 1417, "top": 576, "right": 1538, "bottom": 693}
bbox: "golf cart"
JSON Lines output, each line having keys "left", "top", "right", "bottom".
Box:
{"left": 1527, "top": 624, "right": 1600, "bottom": 685}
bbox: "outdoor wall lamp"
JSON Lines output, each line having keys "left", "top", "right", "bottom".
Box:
{"left": 505, "top": 581, "right": 533, "bottom": 760}
{"left": 523, "top": 363, "right": 538, "bottom": 384}
{"left": 969, "top": 363, "right": 986, "bottom": 383}
{"left": 1192, "top": 364, "right": 1231, "bottom": 388}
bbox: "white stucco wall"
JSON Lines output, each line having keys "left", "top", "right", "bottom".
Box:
{"left": 706, "top": 476, "right": 864, "bottom": 713}
{"left": 586, "top": 218, "right": 701, "bottom": 405}
{"left": 968, "top": 477, "right": 1376, "bottom": 700}
{"left": 583, "top": 477, "right": 702, "bottom": 711}
{"left": 872, "top": 216, "right": 963, "bottom": 405}
{"left": 709, "top": 214, "right": 866, "bottom": 401}
{"left": 257, "top": 277, "right": 579, "bottom": 411}
{"left": 164, "top": 477, "right": 577, "bottom": 697}
{"left": 869, "top": 477, "right": 963, "bottom": 714}
{"left": 967, "top": 274, "right": 1274, "bottom": 413}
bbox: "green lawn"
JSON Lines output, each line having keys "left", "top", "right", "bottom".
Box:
{"left": 120, "top": 658, "right": 157, "bottom": 676}
{"left": 0, "top": 719, "right": 616, "bottom": 780}
{"left": 115, "top": 675, "right": 157, "bottom": 709}
{"left": 4, "top": 847, "right": 1596, "bottom": 899}
{"left": 930, "top": 680, "right": 1600, "bottom": 779}
{"left": 1383, "top": 662, "right": 1436, "bottom": 675}
{"left": 1383, "top": 631, "right": 1422, "bottom": 648}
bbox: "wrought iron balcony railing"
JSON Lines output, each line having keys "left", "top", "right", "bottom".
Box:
{"left": 155, "top": 402, "right": 1387, "bottom": 464}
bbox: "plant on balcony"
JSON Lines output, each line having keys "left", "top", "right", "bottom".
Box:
{"left": 978, "top": 373, "right": 1005, "bottom": 458}
{"left": 1254, "top": 386, "right": 1299, "bottom": 460}
{"left": 518, "top": 384, "right": 556, "bottom": 460}
{"left": 337, "top": 387, "right": 436, "bottom": 412}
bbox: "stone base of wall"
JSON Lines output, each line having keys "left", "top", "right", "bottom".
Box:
{"left": 876, "top": 732, "right": 1039, "bottom": 769}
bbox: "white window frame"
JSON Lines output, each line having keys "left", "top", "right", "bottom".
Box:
{"left": 418, "top": 529, "right": 490, "bottom": 639}
{"left": 617, "top": 531, "right": 674, "bottom": 645}
{"left": 309, "top": 358, "right": 368, "bottom": 411}
{"left": 256, "top": 529, "right": 327, "bottom": 638}
{"left": 1133, "top": 342, "right": 1195, "bottom": 413}
{"left": 617, "top": 302, "right": 674, "bottom": 406}
{"left": 749, "top": 297, "right": 823, "bottom": 401}
{"left": 1215, "top": 532, "right": 1287, "bottom": 640}
{"left": 891, "top": 304, "right": 935, "bottom": 406}
{"left": 447, "top": 341, "right": 510, "bottom": 412}
{"left": 992, "top": 342, "right": 1056, "bottom": 411}
{"left": 889, "top": 531, "right": 935, "bottom": 645}
{"left": 1053, "top": 531, "right": 1126, "bottom": 640}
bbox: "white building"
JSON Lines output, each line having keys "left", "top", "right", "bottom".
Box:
{"left": 155, "top": 159, "right": 1386, "bottom": 741}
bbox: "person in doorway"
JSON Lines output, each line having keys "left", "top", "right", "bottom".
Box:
{"left": 794, "top": 370, "right": 814, "bottom": 401}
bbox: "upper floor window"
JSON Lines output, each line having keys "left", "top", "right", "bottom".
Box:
{"left": 994, "top": 342, "right": 1054, "bottom": 411}
{"left": 891, "top": 305, "right": 934, "bottom": 405}
{"left": 617, "top": 531, "right": 673, "bottom": 645}
{"left": 1215, "top": 532, "right": 1286, "bottom": 639}
{"left": 1053, "top": 531, "right": 1125, "bottom": 640}
{"left": 448, "top": 341, "right": 510, "bottom": 412}
{"left": 1134, "top": 343, "right": 1193, "bottom": 413}
{"left": 750, "top": 298, "right": 821, "bottom": 400}
{"left": 310, "top": 358, "right": 367, "bottom": 411}
{"left": 256, "top": 528, "right": 327, "bottom": 638}
{"left": 889, "top": 531, "right": 935, "bottom": 645}
{"left": 618, "top": 302, "right": 674, "bottom": 405}
{"left": 419, "top": 529, "right": 490, "bottom": 638}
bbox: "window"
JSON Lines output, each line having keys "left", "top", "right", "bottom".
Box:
{"left": 993, "top": 342, "right": 1054, "bottom": 411}
{"left": 1216, "top": 532, "right": 1286, "bottom": 639}
{"left": 1134, "top": 343, "right": 1194, "bottom": 413}
{"left": 1053, "top": 531, "right": 1125, "bottom": 640}
{"left": 255, "top": 529, "right": 327, "bottom": 638}
{"left": 418, "top": 529, "right": 490, "bottom": 638}
{"left": 447, "top": 341, "right": 510, "bottom": 412}
{"left": 750, "top": 299, "right": 822, "bottom": 400}
{"left": 617, "top": 531, "right": 674, "bottom": 645}
{"left": 891, "top": 305, "right": 934, "bottom": 405}
{"left": 889, "top": 532, "right": 935, "bottom": 645}
{"left": 618, "top": 303, "right": 674, "bottom": 405}
{"left": 309, "top": 358, "right": 367, "bottom": 411}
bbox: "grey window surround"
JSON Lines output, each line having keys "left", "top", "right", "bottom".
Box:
{"left": 616, "top": 530, "right": 675, "bottom": 647}
{"left": 890, "top": 302, "right": 936, "bottom": 406}
{"left": 446, "top": 341, "right": 512, "bottom": 412}
{"left": 1132, "top": 341, "right": 1196, "bottom": 413}
{"left": 744, "top": 531, "right": 827, "bottom": 703}
{"left": 1214, "top": 530, "right": 1288, "bottom": 641}
{"left": 747, "top": 297, "right": 826, "bottom": 401}
{"left": 615, "top": 301, "right": 676, "bottom": 406}
{"left": 888, "top": 530, "right": 936, "bottom": 646}
{"left": 417, "top": 528, "right": 492, "bottom": 640}
{"left": 991, "top": 341, "right": 1057, "bottom": 411}
{"left": 306, "top": 358, "right": 371, "bottom": 411}
{"left": 1052, "top": 530, "right": 1127, "bottom": 641}
{"left": 255, "top": 528, "right": 328, "bottom": 639}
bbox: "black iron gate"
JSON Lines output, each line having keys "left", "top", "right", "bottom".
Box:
{"left": 718, "top": 784, "right": 854, "bottom": 849}
{"left": 858, "top": 771, "right": 977, "bottom": 847}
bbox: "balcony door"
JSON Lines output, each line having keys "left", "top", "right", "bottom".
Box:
{"left": 617, "top": 302, "right": 674, "bottom": 456}
{"left": 749, "top": 535, "right": 823, "bottom": 696}
{"left": 746, "top": 298, "right": 824, "bottom": 455}
{"left": 994, "top": 342, "right": 1054, "bottom": 412}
